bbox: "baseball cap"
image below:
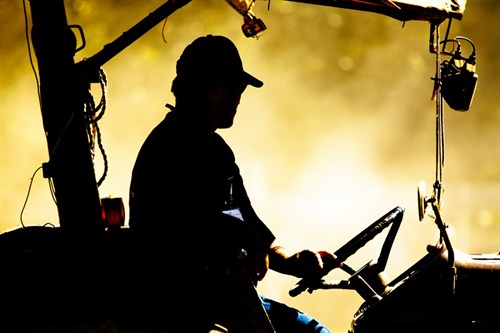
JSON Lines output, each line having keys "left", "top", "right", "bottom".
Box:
{"left": 176, "top": 35, "right": 263, "bottom": 88}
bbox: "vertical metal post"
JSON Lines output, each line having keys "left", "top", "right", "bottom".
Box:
{"left": 429, "top": 21, "right": 445, "bottom": 207}
{"left": 29, "top": 0, "right": 103, "bottom": 235}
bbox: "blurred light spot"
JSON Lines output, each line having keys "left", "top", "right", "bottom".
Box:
{"left": 282, "top": 16, "right": 297, "bottom": 31}
{"left": 476, "top": 209, "right": 495, "bottom": 227}
{"left": 188, "top": 21, "right": 206, "bottom": 36}
{"left": 408, "top": 52, "right": 425, "bottom": 72}
{"left": 338, "top": 56, "right": 354, "bottom": 71}
{"left": 130, "top": 89, "right": 147, "bottom": 104}
{"left": 139, "top": 46, "right": 160, "bottom": 63}
{"left": 72, "top": 1, "right": 94, "bottom": 16}
{"left": 327, "top": 13, "right": 343, "bottom": 28}
{"left": 91, "top": 23, "right": 110, "bottom": 44}
{"left": 275, "top": 3, "right": 295, "bottom": 15}
{"left": 308, "top": 56, "right": 326, "bottom": 73}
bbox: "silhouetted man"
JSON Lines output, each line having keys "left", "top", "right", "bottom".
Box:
{"left": 130, "top": 34, "right": 337, "bottom": 333}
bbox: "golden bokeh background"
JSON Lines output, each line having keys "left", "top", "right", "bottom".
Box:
{"left": 1, "top": 1, "right": 499, "bottom": 331}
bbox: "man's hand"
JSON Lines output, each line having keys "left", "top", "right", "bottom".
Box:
{"left": 286, "top": 249, "right": 340, "bottom": 278}
{"left": 270, "top": 245, "right": 341, "bottom": 278}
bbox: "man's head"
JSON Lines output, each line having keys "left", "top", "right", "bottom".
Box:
{"left": 172, "top": 35, "right": 263, "bottom": 97}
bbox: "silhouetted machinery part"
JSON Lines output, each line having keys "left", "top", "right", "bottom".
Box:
{"left": 350, "top": 245, "right": 500, "bottom": 333}
{"left": 440, "top": 37, "right": 478, "bottom": 111}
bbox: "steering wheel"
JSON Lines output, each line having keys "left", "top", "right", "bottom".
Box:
{"left": 289, "top": 206, "right": 405, "bottom": 297}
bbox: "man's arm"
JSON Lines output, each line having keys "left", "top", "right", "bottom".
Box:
{"left": 268, "top": 240, "right": 338, "bottom": 278}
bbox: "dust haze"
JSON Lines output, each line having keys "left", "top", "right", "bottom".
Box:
{"left": 1, "top": 1, "right": 499, "bottom": 331}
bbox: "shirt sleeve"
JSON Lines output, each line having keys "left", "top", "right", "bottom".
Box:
{"left": 231, "top": 173, "right": 276, "bottom": 248}
{"left": 214, "top": 133, "right": 276, "bottom": 248}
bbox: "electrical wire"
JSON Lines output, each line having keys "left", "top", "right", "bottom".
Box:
{"left": 22, "top": 0, "right": 41, "bottom": 107}
{"left": 83, "top": 68, "right": 109, "bottom": 187}
{"left": 19, "top": 166, "right": 42, "bottom": 228}
{"left": 20, "top": 0, "right": 77, "bottom": 227}
{"left": 161, "top": 17, "right": 169, "bottom": 44}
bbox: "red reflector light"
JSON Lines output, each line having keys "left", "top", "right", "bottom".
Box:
{"left": 101, "top": 196, "right": 125, "bottom": 228}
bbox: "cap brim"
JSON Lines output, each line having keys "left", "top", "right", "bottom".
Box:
{"left": 244, "top": 71, "right": 263, "bottom": 88}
